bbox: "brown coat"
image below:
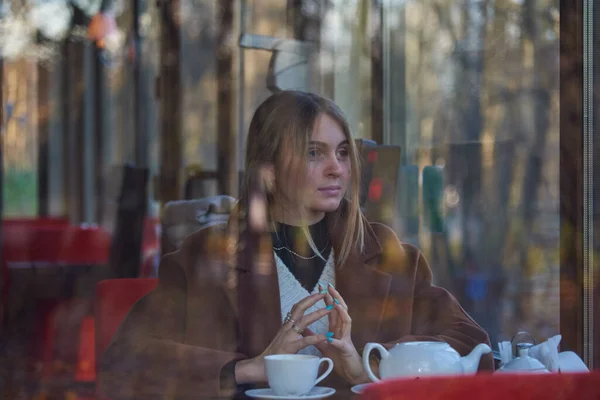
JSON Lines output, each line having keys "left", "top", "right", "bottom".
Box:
{"left": 100, "top": 209, "right": 493, "bottom": 399}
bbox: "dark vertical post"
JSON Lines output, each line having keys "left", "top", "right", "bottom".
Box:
{"left": 63, "top": 38, "right": 86, "bottom": 223}
{"left": 387, "top": 4, "right": 407, "bottom": 155}
{"left": 37, "top": 65, "right": 50, "bottom": 216}
{"left": 133, "top": 0, "right": 147, "bottom": 168}
{"left": 371, "top": 0, "right": 383, "bottom": 145}
{"left": 217, "top": 0, "right": 236, "bottom": 196}
{"left": 94, "top": 46, "right": 105, "bottom": 222}
{"left": 559, "top": 0, "right": 584, "bottom": 357}
{"left": 157, "top": 0, "right": 182, "bottom": 204}
{"left": 61, "top": 43, "right": 70, "bottom": 221}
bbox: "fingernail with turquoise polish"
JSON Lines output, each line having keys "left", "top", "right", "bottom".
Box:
{"left": 320, "top": 288, "right": 328, "bottom": 294}
{"left": 328, "top": 283, "right": 335, "bottom": 289}
{"left": 326, "top": 332, "right": 334, "bottom": 338}
{"left": 326, "top": 305, "right": 334, "bottom": 310}
{"left": 334, "top": 298, "right": 341, "bottom": 305}
{"left": 327, "top": 338, "right": 333, "bottom": 343}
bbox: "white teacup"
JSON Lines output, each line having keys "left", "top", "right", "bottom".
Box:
{"left": 265, "top": 354, "right": 334, "bottom": 396}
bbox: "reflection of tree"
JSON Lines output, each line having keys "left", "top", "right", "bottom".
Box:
{"left": 452, "top": 0, "right": 487, "bottom": 279}
{"left": 320, "top": 0, "right": 372, "bottom": 138}
{"left": 515, "top": 0, "right": 557, "bottom": 325}
{"left": 406, "top": 0, "right": 560, "bottom": 343}
{"left": 2, "top": 60, "right": 38, "bottom": 215}
{"left": 179, "top": 0, "right": 217, "bottom": 172}
{"left": 2, "top": 61, "right": 36, "bottom": 170}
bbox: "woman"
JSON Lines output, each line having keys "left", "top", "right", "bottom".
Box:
{"left": 100, "top": 91, "right": 493, "bottom": 399}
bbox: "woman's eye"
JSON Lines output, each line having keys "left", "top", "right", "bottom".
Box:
{"left": 308, "top": 149, "right": 320, "bottom": 158}
{"left": 337, "top": 148, "right": 349, "bottom": 158}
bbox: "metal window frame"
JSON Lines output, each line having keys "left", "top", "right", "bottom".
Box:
{"left": 582, "top": 0, "right": 595, "bottom": 368}
{"left": 559, "top": 0, "right": 596, "bottom": 369}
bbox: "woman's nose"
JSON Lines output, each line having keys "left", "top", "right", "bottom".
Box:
{"left": 325, "top": 155, "right": 343, "bottom": 176}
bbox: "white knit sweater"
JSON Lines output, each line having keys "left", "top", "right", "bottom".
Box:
{"left": 274, "top": 251, "right": 336, "bottom": 356}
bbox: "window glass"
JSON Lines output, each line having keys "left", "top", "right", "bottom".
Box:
{"left": 383, "top": 0, "right": 561, "bottom": 345}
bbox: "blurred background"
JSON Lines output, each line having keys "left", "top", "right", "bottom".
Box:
{"left": 0, "top": 0, "right": 597, "bottom": 399}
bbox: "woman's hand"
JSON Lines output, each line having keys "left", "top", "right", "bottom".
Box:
{"left": 304, "top": 284, "right": 370, "bottom": 385}
{"left": 235, "top": 292, "right": 333, "bottom": 384}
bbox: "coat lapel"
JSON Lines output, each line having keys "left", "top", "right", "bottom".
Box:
{"left": 329, "top": 216, "right": 392, "bottom": 351}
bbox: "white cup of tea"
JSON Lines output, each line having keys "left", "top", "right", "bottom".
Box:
{"left": 264, "top": 354, "right": 334, "bottom": 396}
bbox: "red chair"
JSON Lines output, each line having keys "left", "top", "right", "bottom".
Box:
{"left": 360, "top": 372, "right": 600, "bottom": 400}
{"left": 93, "top": 278, "right": 158, "bottom": 397}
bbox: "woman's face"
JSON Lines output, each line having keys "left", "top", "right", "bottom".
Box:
{"left": 276, "top": 113, "right": 351, "bottom": 224}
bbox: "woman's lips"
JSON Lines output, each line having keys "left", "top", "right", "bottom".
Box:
{"left": 318, "top": 186, "right": 342, "bottom": 196}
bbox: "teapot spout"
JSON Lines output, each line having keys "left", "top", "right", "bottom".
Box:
{"left": 460, "top": 343, "right": 492, "bottom": 374}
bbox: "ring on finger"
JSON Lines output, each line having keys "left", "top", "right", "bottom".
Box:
{"left": 284, "top": 312, "right": 296, "bottom": 325}
{"left": 292, "top": 323, "right": 304, "bottom": 334}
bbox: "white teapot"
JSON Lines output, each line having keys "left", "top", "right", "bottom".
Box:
{"left": 362, "top": 341, "right": 492, "bottom": 382}
{"left": 496, "top": 343, "right": 550, "bottom": 374}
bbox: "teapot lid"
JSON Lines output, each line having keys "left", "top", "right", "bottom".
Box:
{"left": 499, "top": 343, "right": 549, "bottom": 373}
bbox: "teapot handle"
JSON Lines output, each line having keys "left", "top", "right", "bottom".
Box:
{"left": 362, "top": 343, "right": 389, "bottom": 383}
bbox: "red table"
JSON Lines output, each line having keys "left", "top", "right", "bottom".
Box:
{"left": 2, "top": 221, "right": 112, "bottom": 382}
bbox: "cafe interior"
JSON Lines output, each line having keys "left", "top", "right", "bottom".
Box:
{"left": 0, "top": 0, "right": 599, "bottom": 399}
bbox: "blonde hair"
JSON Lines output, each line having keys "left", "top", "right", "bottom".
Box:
{"left": 238, "top": 90, "right": 365, "bottom": 266}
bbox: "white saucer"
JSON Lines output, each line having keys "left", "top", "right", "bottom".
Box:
{"left": 245, "top": 386, "right": 336, "bottom": 399}
{"left": 351, "top": 383, "right": 372, "bottom": 394}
